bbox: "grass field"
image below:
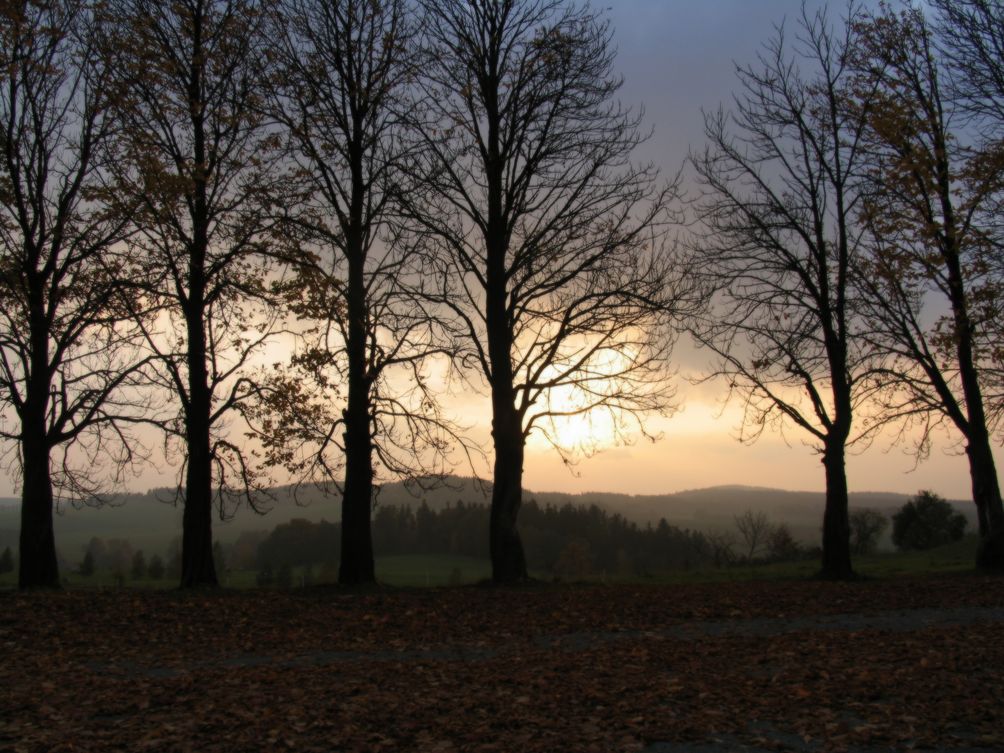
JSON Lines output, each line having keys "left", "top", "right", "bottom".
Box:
{"left": 0, "top": 536, "right": 983, "bottom": 589}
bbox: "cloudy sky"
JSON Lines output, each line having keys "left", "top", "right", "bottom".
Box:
{"left": 1, "top": 0, "right": 987, "bottom": 502}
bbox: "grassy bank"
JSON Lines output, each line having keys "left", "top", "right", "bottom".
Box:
{"left": 0, "top": 536, "right": 983, "bottom": 589}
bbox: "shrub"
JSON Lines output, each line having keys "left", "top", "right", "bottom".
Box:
{"left": 892, "top": 491, "right": 967, "bottom": 551}
{"left": 766, "top": 523, "right": 802, "bottom": 561}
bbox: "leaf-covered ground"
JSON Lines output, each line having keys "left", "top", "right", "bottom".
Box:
{"left": 3, "top": 575, "right": 1003, "bottom": 752}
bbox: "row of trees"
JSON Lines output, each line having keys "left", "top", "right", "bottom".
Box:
{"left": 3, "top": 0, "right": 1004, "bottom": 590}
{"left": 1, "top": 0, "right": 683, "bottom": 589}
{"left": 687, "top": 0, "right": 1004, "bottom": 577}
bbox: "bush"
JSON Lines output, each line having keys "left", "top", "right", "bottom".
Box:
{"left": 892, "top": 491, "right": 967, "bottom": 551}
{"left": 0, "top": 546, "right": 13, "bottom": 574}
{"left": 766, "top": 523, "right": 802, "bottom": 561}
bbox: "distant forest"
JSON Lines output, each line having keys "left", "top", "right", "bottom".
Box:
{"left": 252, "top": 501, "right": 716, "bottom": 579}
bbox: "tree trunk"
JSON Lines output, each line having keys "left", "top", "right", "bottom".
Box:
{"left": 481, "top": 43, "right": 527, "bottom": 584}
{"left": 967, "top": 434, "right": 1004, "bottom": 571}
{"left": 338, "top": 245, "right": 375, "bottom": 585}
{"left": 489, "top": 405, "right": 528, "bottom": 583}
{"left": 485, "top": 241, "right": 527, "bottom": 582}
{"left": 933, "top": 127, "right": 1004, "bottom": 568}
{"left": 180, "top": 280, "right": 217, "bottom": 587}
{"left": 948, "top": 275, "right": 1004, "bottom": 568}
{"left": 180, "top": 362, "right": 217, "bottom": 588}
{"left": 964, "top": 442, "right": 992, "bottom": 537}
{"left": 19, "top": 269, "right": 59, "bottom": 589}
{"left": 18, "top": 424, "right": 59, "bottom": 589}
{"left": 820, "top": 440, "right": 854, "bottom": 580}
{"left": 178, "top": 4, "right": 217, "bottom": 589}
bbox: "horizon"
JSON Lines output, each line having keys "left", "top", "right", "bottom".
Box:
{"left": 0, "top": 476, "right": 974, "bottom": 508}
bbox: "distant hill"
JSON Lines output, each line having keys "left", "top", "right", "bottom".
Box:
{"left": 0, "top": 478, "right": 976, "bottom": 560}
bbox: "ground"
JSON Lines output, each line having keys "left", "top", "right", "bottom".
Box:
{"left": 3, "top": 575, "right": 1003, "bottom": 752}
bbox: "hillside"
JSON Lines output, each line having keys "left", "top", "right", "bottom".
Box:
{"left": 0, "top": 478, "right": 976, "bottom": 560}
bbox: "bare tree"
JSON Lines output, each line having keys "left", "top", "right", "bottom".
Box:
{"left": 928, "top": 1, "right": 1004, "bottom": 425}
{"left": 704, "top": 531, "right": 737, "bottom": 568}
{"left": 849, "top": 507, "right": 887, "bottom": 555}
{"left": 849, "top": 6, "right": 1004, "bottom": 569}
{"left": 931, "top": 0, "right": 1004, "bottom": 129}
{"left": 406, "top": 0, "right": 684, "bottom": 583}
{"left": 688, "top": 5, "right": 876, "bottom": 580}
{"left": 0, "top": 0, "right": 150, "bottom": 588}
{"left": 105, "top": 0, "right": 290, "bottom": 587}
{"left": 734, "top": 509, "right": 771, "bottom": 562}
{"left": 262, "top": 0, "right": 464, "bottom": 584}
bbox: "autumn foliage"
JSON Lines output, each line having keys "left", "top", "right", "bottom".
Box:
{"left": 3, "top": 576, "right": 1003, "bottom": 751}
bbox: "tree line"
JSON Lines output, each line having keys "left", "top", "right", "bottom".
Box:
{"left": 255, "top": 501, "right": 714, "bottom": 578}
{"left": 37, "top": 489, "right": 963, "bottom": 587}
{"left": 2, "top": 0, "right": 1003, "bottom": 590}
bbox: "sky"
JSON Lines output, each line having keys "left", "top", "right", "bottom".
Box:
{"left": 0, "top": 0, "right": 991, "bottom": 502}
{"left": 524, "top": 0, "right": 992, "bottom": 501}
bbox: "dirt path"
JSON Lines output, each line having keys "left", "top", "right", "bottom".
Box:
{"left": 81, "top": 604, "right": 1004, "bottom": 677}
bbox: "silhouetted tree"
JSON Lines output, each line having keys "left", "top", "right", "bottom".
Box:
{"left": 85, "top": 536, "right": 106, "bottom": 565}
{"left": 705, "top": 531, "right": 738, "bottom": 568}
{"left": 78, "top": 550, "right": 95, "bottom": 576}
{"left": 766, "top": 523, "right": 802, "bottom": 562}
{"left": 931, "top": 0, "right": 1004, "bottom": 128}
{"left": 256, "top": 518, "right": 340, "bottom": 568}
{"left": 850, "top": 6, "right": 1004, "bottom": 570}
{"left": 734, "top": 509, "right": 771, "bottom": 562}
{"left": 407, "top": 0, "right": 685, "bottom": 583}
{"left": 261, "top": 0, "right": 459, "bottom": 585}
{"left": 849, "top": 508, "right": 888, "bottom": 555}
{"left": 102, "top": 538, "right": 133, "bottom": 574}
{"left": 1, "top": 0, "right": 150, "bottom": 589}
{"left": 892, "top": 490, "right": 968, "bottom": 551}
{"left": 104, "top": 0, "right": 291, "bottom": 587}
{"left": 689, "top": 4, "right": 876, "bottom": 580}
